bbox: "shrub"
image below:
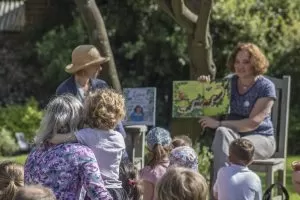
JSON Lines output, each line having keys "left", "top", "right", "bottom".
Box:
{"left": 0, "top": 98, "right": 43, "bottom": 142}
{"left": 0, "top": 128, "right": 18, "bottom": 156}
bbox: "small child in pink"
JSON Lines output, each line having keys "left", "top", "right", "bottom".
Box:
{"left": 140, "top": 127, "right": 172, "bottom": 200}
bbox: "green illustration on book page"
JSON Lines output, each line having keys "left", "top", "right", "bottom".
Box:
{"left": 172, "top": 80, "right": 230, "bottom": 118}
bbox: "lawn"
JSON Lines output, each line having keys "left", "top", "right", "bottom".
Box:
{"left": 1, "top": 154, "right": 299, "bottom": 198}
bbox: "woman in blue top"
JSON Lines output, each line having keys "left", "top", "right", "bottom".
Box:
{"left": 198, "top": 43, "right": 276, "bottom": 186}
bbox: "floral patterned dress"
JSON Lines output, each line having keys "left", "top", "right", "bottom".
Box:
{"left": 24, "top": 143, "right": 112, "bottom": 200}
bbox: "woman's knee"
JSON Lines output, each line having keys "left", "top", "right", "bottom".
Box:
{"left": 215, "top": 127, "right": 231, "bottom": 138}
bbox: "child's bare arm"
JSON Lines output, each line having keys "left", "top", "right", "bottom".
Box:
{"left": 49, "top": 133, "right": 77, "bottom": 144}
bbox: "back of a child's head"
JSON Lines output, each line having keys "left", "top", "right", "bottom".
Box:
{"left": 119, "top": 160, "right": 141, "bottom": 200}
{"left": 172, "top": 135, "right": 192, "bottom": 148}
{"left": 146, "top": 127, "right": 172, "bottom": 168}
{"left": 229, "top": 138, "right": 254, "bottom": 166}
{"left": 169, "top": 146, "right": 198, "bottom": 172}
{"left": 156, "top": 167, "right": 208, "bottom": 200}
{"left": 0, "top": 161, "right": 24, "bottom": 200}
{"left": 14, "top": 184, "right": 56, "bottom": 200}
{"left": 84, "top": 88, "right": 125, "bottom": 130}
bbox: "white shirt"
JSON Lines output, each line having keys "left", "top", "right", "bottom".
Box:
{"left": 213, "top": 164, "right": 262, "bottom": 200}
{"left": 75, "top": 128, "right": 125, "bottom": 188}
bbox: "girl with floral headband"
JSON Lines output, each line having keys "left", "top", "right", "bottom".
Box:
{"left": 169, "top": 146, "right": 199, "bottom": 172}
{"left": 140, "top": 127, "right": 172, "bottom": 200}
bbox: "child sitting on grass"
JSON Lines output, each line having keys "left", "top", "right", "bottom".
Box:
{"left": 169, "top": 146, "right": 199, "bottom": 172}
{"left": 50, "top": 88, "right": 127, "bottom": 199}
{"left": 213, "top": 138, "right": 262, "bottom": 200}
{"left": 156, "top": 167, "right": 208, "bottom": 200}
{"left": 0, "top": 161, "right": 24, "bottom": 200}
{"left": 172, "top": 135, "right": 192, "bottom": 148}
{"left": 140, "top": 127, "right": 172, "bottom": 200}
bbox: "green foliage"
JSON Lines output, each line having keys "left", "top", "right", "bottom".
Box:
{"left": 36, "top": 17, "right": 89, "bottom": 92}
{"left": 0, "top": 98, "right": 43, "bottom": 142}
{"left": 32, "top": 0, "right": 300, "bottom": 153}
{"left": 195, "top": 144, "right": 213, "bottom": 181}
{"left": 0, "top": 128, "right": 18, "bottom": 156}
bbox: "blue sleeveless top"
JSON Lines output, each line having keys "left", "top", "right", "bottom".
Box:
{"left": 228, "top": 75, "right": 276, "bottom": 136}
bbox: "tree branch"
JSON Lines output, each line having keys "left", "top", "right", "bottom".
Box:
{"left": 74, "top": 0, "right": 121, "bottom": 91}
{"left": 194, "top": 0, "right": 212, "bottom": 45}
{"left": 171, "top": 0, "right": 196, "bottom": 33}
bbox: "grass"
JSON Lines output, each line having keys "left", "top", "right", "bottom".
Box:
{"left": 0, "top": 154, "right": 28, "bottom": 164}
{"left": 0, "top": 154, "right": 299, "bottom": 198}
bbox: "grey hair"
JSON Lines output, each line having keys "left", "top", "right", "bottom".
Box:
{"left": 34, "top": 94, "right": 84, "bottom": 145}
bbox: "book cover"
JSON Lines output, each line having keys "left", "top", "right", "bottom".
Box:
{"left": 123, "top": 87, "right": 156, "bottom": 126}
{"left": 172, "top": 80, "right": 230, "bottom": 118}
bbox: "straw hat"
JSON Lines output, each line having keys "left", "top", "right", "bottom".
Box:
{"left": 65, "top": 45, "right": 110, "bottom": 74}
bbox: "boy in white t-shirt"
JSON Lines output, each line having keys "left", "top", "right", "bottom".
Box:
{"left": 213, "top": 138, "right": 262, "bottom": 200}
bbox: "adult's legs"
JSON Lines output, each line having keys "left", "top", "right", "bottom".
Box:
{"left": 211, "top": 127, "right": 240, "bottom": 185}
{"left": 241, "top": 134, "right": 276, "bottom": 159}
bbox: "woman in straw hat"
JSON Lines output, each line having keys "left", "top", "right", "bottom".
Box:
{"left": 56, "top": 45, "right": 126, "bottom": 136}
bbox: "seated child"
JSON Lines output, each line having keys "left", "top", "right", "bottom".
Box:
{"left": 213, "top": 138, "right": 262, "bottom": 200}
{"left": 140, "top": 127, "right": 172, "bottom": 200}
{"left": 156, "top": 167, "right": 208, "bottom": 200}
{"left": 119, "top": 159, "right": 142, "bottom": 200}
{"left": 50, "top": 88, "right": 127, "bottom": 199}
{"left": 14, "top": 185, "right": 56, "bottom": 200}
{"left": 169, "top": 146, "right": 198, "bottom": 172}
{"left": 292, "top": 161, "right": 300, "bottom": 194}
{"left": 0, "top": 161, "right": 24, "bottom": 200}
{"left": 172, "top": 135, "right": 192, "bottom": 148}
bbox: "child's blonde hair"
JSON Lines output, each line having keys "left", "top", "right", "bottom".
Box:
{"left": 84, "top": 88, "right": 126, "bottom": 130}
{"left": 156, "top": 167, "right": 208, "bottom": 200}
{"left": 172, "top": 135, "right": 192, "bottom": 148}
{"left": 0, "top": 161, "right": 24, "bottom": 200}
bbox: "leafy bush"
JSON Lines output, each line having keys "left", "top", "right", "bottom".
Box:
{"left": 36, "top": 17, "right": 88, "bottom": 93}
{"left": 0, "top": 98, "right": 43, "bottom": 142}
{"left": 0, "top": 128, "right": 18, "bottom": 156}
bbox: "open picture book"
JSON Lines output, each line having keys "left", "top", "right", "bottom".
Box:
{"left": 172, "top": 80, "right": 231, "bottom": 118}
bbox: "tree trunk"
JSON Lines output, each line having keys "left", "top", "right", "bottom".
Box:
{"left": 74, "top": 0, "right": 122, "bottom": 92}
{"left": 157, "top": 0, "right": 215, "bottom": 141}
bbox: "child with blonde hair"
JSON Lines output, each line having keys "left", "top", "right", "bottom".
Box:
{"left": 140, "top": 127, "right": 172, "bottom": 200}
{"left": 172, "top": 135, "right": 192, "bottom": 148}
{"left": 156, "top": 167, "right": 208, "bottom": 200}
{"left": 213, "top": 138, "right": 262, "bottom": 200}
{"left": 0, "top": 161, "right": 24, "bottom": 200}
{"left": 14, "top": 185, "right": 56, "bottom": 200}
{"left": 50, "top": 88, "right": 127, "bottom": 199}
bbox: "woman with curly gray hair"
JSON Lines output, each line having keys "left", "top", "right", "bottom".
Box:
{"left": 24, "top": 94, "right": 112, "bottom": 200}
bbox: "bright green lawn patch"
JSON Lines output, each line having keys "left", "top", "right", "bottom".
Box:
{"left": 0, "top": 154, "right": 28, "bottom": 165}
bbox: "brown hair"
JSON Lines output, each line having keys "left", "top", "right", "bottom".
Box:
{"left": 227, "top": 42, "right": 269, "bottom": 75}
{"left": 119, "top": 160, "right": 142, "bottom": 200}
{"left": 14, "top": 185, "right": 56, "bottom": 200}
{"left": 84, "top": 88, "right": 126, "bottom": 130}
{"left": 156, "top": 167, "right": 208, "bottom": 200}
{"left": 172, "top": 135, "right": 192, "bottom": 148}
{"left": 147, "top": 144, "right": 171, "bottom": 168}
{"left": 229, "top": 138, "right": 255, "bottom": 166}
{"left": 0, "top": 161, "right": 24, "bottom": 200}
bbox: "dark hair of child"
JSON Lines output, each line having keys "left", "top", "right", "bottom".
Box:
{"left": 229, "top": 138, "right": 255, "bottom": 166}
{"left": 119, "top": 160, "right": 141, "bottom": 200}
